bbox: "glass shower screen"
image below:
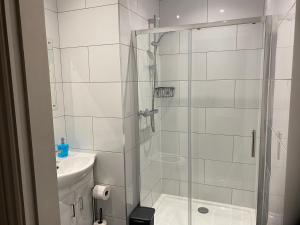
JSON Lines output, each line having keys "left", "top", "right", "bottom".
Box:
{"left": 135, "top": 18, "right": 266, "bottom": 225}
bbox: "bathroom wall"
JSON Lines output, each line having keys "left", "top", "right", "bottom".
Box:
{"left": 265, "top": 0, "right": 296, "bottom": 224}
{"left": 44, "top": 0, "right": 159, "bottom": 224}
{"left": 159, "top": 0, "right": 265, "bottom": 26}
{"left": 157, "top": 24, "right": 264, "bottom": 208}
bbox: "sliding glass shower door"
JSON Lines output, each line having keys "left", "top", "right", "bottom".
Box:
{"left": 136, "top": 18, "right": 267, "bottom": 225}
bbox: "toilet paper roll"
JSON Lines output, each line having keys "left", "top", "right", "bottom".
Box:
{"left": 93, "top": 185, "right": 111, "bottom": 200}
{"left": 93, "top": 220, "right": 107, "bottom": 225}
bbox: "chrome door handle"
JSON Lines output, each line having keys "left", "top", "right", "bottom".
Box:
{"left": 251, "top": 130, "right": 256, "bottom": 158}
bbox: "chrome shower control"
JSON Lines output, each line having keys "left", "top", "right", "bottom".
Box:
{"left": 139, "top": 109, "right": 159, "bottom": 117}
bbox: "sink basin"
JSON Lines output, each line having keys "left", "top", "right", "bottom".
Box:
{"left": 56, "top": 152, "right": 96, "bottom": 189}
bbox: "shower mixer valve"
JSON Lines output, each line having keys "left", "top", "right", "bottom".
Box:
{"left": 138, "top": 108, "right": 159, "bottom": 117}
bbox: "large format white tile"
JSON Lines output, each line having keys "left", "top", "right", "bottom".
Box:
{"left": 119, "top": 5, "right": 148, "bottom": 46}
{"left": 53, "top": 117, "right": 66, "bottom": 146}
{"left": 232, "top": 190, "right": 255, "bottom": 208}
{"left": 89, "top": 45, "right": 121, "bottom": 82}
{"left": 192, "top": 26, "right": 237, "bottom": 52}
{"left": 207, "top": 50, "right": 263, "bottom": 80}
{"left": 86, "top": 0, "right": 118, "bottom": 8}
{"left": 191, "top": 81, "right": 235, "bottom": 107}
{"left": 162, "top": 179, "right": 180, "bottom": 195}
{"left": 237, "top": 23, "right": 264, "bottom": 50}
{"left": 48, "top": 48, "right": 62, "bottom": 83}
{"left": 94, "top": 152, "right": 125, "bottom": 187}
{"left": 159, "top": 32, "right": 180, "bottom": 55}
{"left": 180, "top": 182, "right": 232, "bottom": 204}
{"left": 265, "top": 0, "right": 295, "bottom": 16}
{"left": 180, "top": 133, "right": 234, "bottom": 162}
{"left": 44, "top": 0, "right": 57, "bottom": 11}
{"left": 274, "top": 47, "right": 294, "bottom": 79}
{"left": 51, "top": 83, "right": 65, "bottom": 117}
{"left": 233, "top": 136, "right": 258, "bottom": 164}
{"left": 57, "top": 0, "right": 85, "bottom": 12}
{"left": 277, "top": 15, "right": 295, "bottom": 48}
{"left": 235, "top": 80, "right": 262, "bottom": 108}
{"left": 59, "top": 5, "right": 119, "bottom": 47}
{"left": 44, "top": 10, "right": 60, "bottom": 48}
{"left": 159, "top": 0, "right": 207, "bottom": 26}
{"left": 161, "top": 107, "right": 205, "bottom": 133}
{"left": 192, "top": 53, "right": 206, "bottom": 80}
{"left": 61, "top": 47, "right": 89, "bottom": 82}
{"left": 205, "top": 160, "right": 256, "bottom": 191}
{"left": 161, "top": 131, "right": 180, "bottom": 155}
{"left": 208, "top": 0, "right": 264, "bottom": 22}
{"left": 206, "top": 108, "right": 260, "bottom": 136}
{"left": 93, "top": 117, "right": 124, "bottom": 152}
{"left": 137, "top": 0, "right": 159, "bottom": 20}
{"left": 162, "top": 156, "right": 204, "bottom": 183}
{"left": 65, "top": 116, "right": 93, "bottom": 149}
{"left": 63, "top": 83, "right": 123, "bottom": 117}
{"left": 159, "top": 54, "right": 188, "bottom": 81}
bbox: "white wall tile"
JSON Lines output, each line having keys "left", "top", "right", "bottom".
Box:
{"left": 57, "top": 0, "right": 85, "bottom": 12}
{"left": 162, "top": 156, "right": 204, "bottom": 183}
{"left": 237, "top": 23, "right": 264, "bottom": 50}
{"left": 159, "top": 54, "right": 188, "bottom": 81}
{"left": 162, "top": 179, "right": 180, "bottom": 195}
{"left": 93, "top": 118, "right": 124, "bottom": 152}
{"left": 159, "top": 81, "right": 180, "bottom": 107}
{"left": 44, "top": 0, "right": 57, "bottom": 11}
{"left": 86, "top": 0, "right": 118, "bottom": 8}
{"left": 53, "top": 117, "right": 66, "bottom": 146}
{"left": 124, "top": 115, "right": 138, "bottom": 151}
{"left": 274, "top": 47, "right": 294, "bottom": 79}
{"left": 159, "top": 0, "right": 207, "bottom": 26}
{"left": 44, "top": 10, "right": 60, "bottom": 48}
{"left": 232, "top": 190, "right": 255, "bottom": 208}
{"left": 192, "top": 53, "right": 206, "bottom": 80}
{"left": 65, "top": 116, "right": 93, "bottom": 149}
{"left": 61, "top": 47, "right": 89, "bottom": 82}
{"left": 206, "top": 108, "right": 260, "bottom": 136}
{"left": 89, "top": 45, "right": 121, "bottom": 82}
{"left": 51, "top": 83, "right": 65, "bottom": 117}
{"left": 161, "top": 131, "right": 180, "bottom": 155}
{"left": 161, "top": 107, "right": 205, "bottom": 133}
{"left": 192, "top": 26, "right": 237, "bottom": 52}
{"left": 119, "top": 5, "right": 148, "bottom": 46}
{"left": 265, "top": 0, "right": 296, "bottom": 16}
{"left": 94, "top": 152, "right": 125, "bottom": 187}
{"left": 161, "top": 107, "right": 187, "bottom": 132}
{"left": 208, "top": 0, "right": 264, "bottom": 22}
{"left": 205, "top": 160, "right": 256, "bottom": 191}
{"left": 191, "top": 81, "right": 235, "bottom": 107}
{"left": 207, "top": 50, "right": 263, "bottom": 80}
{"left": 59, "top": 5, "right": 119, "bottom": 47}
{"left": 235, "top": 80, "right": 262, "bottom": 108}
{"left": 233, "top": 136, "right": 258, "bottom": 164}
{"left": 277, "top": 16, "right": 295, "bottom": 48}
{"left": 180, "top": 182, "right": 232, "bottom": 204}
{"left": 180, "top": 133, "right": 234, "bottom": 162}
{"left": 48, "top": 48, "right": 62, "bottom": 83}
{"left": 159, "top": 32, "right": 180, "bottom": 55}
{"left": 63, "top": 83, "right": 123, "bottom": 117}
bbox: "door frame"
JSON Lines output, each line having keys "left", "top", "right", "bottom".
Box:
{"left": 0, "top": 0, "right": 60, "bottom": 224}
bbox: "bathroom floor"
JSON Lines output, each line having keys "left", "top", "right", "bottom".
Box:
{"left": 153, "top": 194, "right": 256, "bottom": 225}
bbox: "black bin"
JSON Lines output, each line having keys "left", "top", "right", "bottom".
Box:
{"left": 129, "top": 207, "right": 155, "bottom": 225}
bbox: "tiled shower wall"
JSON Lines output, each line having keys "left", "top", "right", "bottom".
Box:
{"left": 265, "top": 0, "right": 296, "bottom": 224}
{"left": 157, "top": 24, "right": 264, "bottom": 208}
{"left": 44, "top": 0, "right": 159, "bottom": 224}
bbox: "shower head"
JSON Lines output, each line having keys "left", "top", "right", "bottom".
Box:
{"left": 147, "top": 50, "right": 155, "bottom": 60}
{"left": 150, "top": 31, "right": 172, "bottom": 47}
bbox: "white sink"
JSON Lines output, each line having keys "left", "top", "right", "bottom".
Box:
{"left": 56, "top": 152, "right": 96, "bottom": 189}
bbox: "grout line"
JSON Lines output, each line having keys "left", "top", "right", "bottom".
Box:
{"left": 58, "top": 3, "right": 119, "bottom": 13}
{"left": 87, "top": 47, "right": 91, "bottom": 82}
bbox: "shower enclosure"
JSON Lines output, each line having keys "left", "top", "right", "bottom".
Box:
{"left": 135, "top": 16, "right": 272, "bottom": 225}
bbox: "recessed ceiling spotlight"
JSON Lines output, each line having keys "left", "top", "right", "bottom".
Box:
{"left": 176, "top": 14, "right": 180, "bottom": 19}
{"left": 219, "top": 9, "right": 225, "bottom": 13}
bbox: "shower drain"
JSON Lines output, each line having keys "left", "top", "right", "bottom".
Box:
{"left": 198, "top": 207, "right": 209, "bottom": 214}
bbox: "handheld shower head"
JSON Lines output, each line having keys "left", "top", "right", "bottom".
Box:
{"left": 147, "top": 50, "right": 155, "bottom": 60}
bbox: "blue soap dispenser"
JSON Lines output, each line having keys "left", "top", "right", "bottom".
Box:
{"left": 57, "top": 137, "right": 69, "bottom": 158}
